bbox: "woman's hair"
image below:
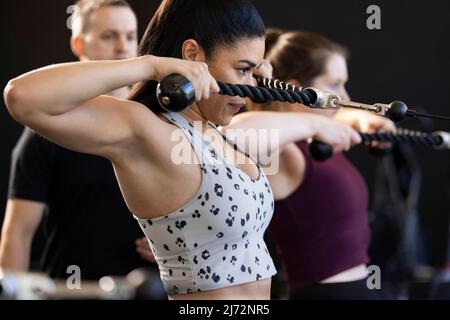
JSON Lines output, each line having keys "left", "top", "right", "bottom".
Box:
{"left": 129, "top": 0, "right": 266, "bottom": 113}
{"left": 265, "top": 28, "right": 349, "bottom": 87}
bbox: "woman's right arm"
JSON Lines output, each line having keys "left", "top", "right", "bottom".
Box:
{"left": 4, "top": 56, "right": 218, "bottom": 158}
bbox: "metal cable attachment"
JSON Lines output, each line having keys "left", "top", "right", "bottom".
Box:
{"left": 254, "top": 76, "right": 409, "bottom": 118}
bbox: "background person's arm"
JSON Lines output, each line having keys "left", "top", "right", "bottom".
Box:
{"left": 135, "top": 237, "right": 156, "bottom": 263}
{"left": 0, "top": 199, "right": 45, "bottom": 271}
{"left": 334, "top": 108, "right": 396, "bottom": 133}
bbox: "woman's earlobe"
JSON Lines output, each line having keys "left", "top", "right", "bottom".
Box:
{"left": 70, "top": 36, "right": 84, "bottom": 59}
{"left": 181, "top": 39, "right": 205, "bottom": 62}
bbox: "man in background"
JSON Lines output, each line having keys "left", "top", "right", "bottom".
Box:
{"left": 0, "top": 0, "right": 156, "bottom": 282}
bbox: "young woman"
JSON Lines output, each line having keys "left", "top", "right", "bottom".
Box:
{"left": 4, "top": 1, "right": 359, "bottom": 299}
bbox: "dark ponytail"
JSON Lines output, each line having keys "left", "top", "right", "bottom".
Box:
{"left": 129, "top": 0, "right": 265, "bottom": 113}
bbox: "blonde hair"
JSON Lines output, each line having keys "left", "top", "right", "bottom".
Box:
{"left": 70, "top": 0, "right": 131, "bottom": 37}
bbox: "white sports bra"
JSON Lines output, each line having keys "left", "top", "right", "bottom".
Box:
{"left": 135, "top": 112, "right": 276, "bottom": 295}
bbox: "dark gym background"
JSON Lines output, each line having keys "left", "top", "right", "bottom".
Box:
{"left": 0, "top": 0, "right": 449, "bottom": 268}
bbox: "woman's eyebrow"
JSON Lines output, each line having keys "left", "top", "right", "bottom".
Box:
{"left": 238, "top": 59, "right": 257, "bottom": 68}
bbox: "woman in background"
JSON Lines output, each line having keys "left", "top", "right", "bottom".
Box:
{"left": 242, "top": 29, "right": 395, "bottom": 299}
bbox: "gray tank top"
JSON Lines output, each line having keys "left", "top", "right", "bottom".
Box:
{"left": 135, "top": 112, "right": 276, "bottom": 295}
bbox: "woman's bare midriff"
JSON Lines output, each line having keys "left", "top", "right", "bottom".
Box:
{"left": 320, "top": 264, "right": 368, "bottom": 283}
{"left": 168, "top": 278, "right": 272, "bottom": 300}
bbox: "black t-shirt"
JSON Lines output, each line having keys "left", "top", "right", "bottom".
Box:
{"left": 9, "top": 128, "right": 151, "bottom": 280}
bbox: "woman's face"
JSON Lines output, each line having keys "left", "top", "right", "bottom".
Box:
{"left": 308, "top": 53, "right": 350, "bottom": 117}
{"left": 198, "top": 37, "right": 265, "bottom": 126}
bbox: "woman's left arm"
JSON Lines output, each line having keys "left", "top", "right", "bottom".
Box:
{"left": 334, "top": 108, "right": 396, "bottom": 133}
